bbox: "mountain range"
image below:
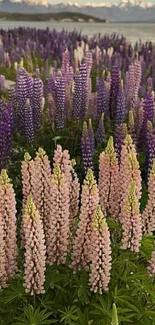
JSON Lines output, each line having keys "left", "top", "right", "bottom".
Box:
{"left": 1, "top": 0, "right": 155, "bottom": 21}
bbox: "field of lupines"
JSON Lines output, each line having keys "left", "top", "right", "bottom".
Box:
{"left": 1, "top": 27, "right": 155, "bottom": 324}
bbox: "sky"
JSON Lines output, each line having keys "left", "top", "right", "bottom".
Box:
{"left": 9, "top": 0, "right": 155, "bottom": 6}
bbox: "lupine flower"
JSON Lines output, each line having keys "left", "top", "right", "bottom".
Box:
{"left": 0, "top": 102, "right": 14, "bottom": 170}
{"left": 81, "top": 121, "right": 94, "bottom": 174}
{"left": 72, "top": 70, "right": 82, "bottom": 119}
{"left": 128, "top": 110, "right": 136, "bottom": 145}
{"left": 0, "top": 170, "right": 17, "bottom": 288}
{"left": 69, "top": 159, "right": 80, "bottom": 229}
{"left": 79, "top": 63, "right": 87, "bottom": 117}
{"left": 148, "top": 250, "right": 155, "bottom": 276}
{"left": 96, "top": 113, "right": 106, "bottom": 144}
{"left": 119, "top": 135, "right": 142, "bottom": 207}
{"left": 53, "top": 145, "right": 80, "bottom": 228}
{"left": 24, "top": 98, "right": 34, "bottom": 143}
{"left": 89, "top": 206, "right": 112, "bottom": 293}
{"left": 121, "top": 181, "right": 142, "bottom": 252}
{"left": 109, "top": 66, "right": 120, "bottom": 119}
{"left": 88, "top": 119, "right": 95, "bottom": 154}
{"left": 46, "top": 164, "right": 70, "bottom": 265}
{"left": 33, "top": 78, "right": 44, "bottom": 132}
{"left": 115, "top": 81, "right": 126, "bottom": 125}
{"left": 115, "top": 123, "right": 128, "bottom": 164}
{"left": 55, "top": 73, "right": 65, "bottom": 129}
{"left": 99, "top": 136, "right": 120, "bottom": 219}
{"left": 70, "top": 169, "right": 99, "bottom": 271}
{"left": 146, "top": 124, "right": 155, "bottom": 174}
{"left": 97, "top": 77, "right": 107, "bottom": 118}
{"left": 33, "top": 148, "right": 52, "bottom": 222}
{"left": 142, "top": 159, "right": 155, "bottom": 234}
{"left": 23, "top": 196, "right": 46, "bottom": 295}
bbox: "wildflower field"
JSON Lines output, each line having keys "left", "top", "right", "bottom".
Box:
{"left": 1, "top": 28, "right": 155, "bottom": 325}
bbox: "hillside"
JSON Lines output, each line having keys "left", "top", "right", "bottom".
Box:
{"left": 0, "top": 11, "right": 107, "bottom": 22}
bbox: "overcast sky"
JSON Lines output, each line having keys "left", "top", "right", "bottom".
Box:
{"left": 48, "top": 0, "right": 155, "bottom": 4}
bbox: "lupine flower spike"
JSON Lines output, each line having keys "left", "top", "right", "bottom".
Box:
{"left": 70, "top": 169, "right": 99, "bottom": 271}
{"left": 0, "top": 170, "right": 17, "bottom": 288}
{"left": 142, "top": 159, "right": 155, "bottom": 234}
{"left": 121, "top": 181, "right": 142, "bottom": 252}
{"left": 23, "top": 196, "right": 46, "bottom": 295}
{"left": 89, "top": 206, "right": 112, "bottom": 293}
{"left": 99, "top": 136, "right": 120, "bottom": 219}
{"left": 46, "top": 164, "right": 70, "bottom": 265}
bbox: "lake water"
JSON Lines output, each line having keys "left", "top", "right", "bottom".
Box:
{"left": 0, "top": 21, "right": 155, "bottom": 44}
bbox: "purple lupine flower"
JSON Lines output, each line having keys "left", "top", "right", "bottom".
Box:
{"left": 96, "top": 113, "right": 105, "bottom": 144}
{"left": 0, "top": 103, "right": 13, "bottom": 170}
{"left": 140, "top": 91, "right": 154, "bottom": 147}
{"left": 55, "top": 73, "right": 65, "bottom": 129}
{"left": 72, "top": 70, "right": 82, "bottom": 119}
{"left": 79, "top": 63, "right": 87, "bottom": 117}
{"left": 115, "top": 82, "right": 126, "bottom": 125}
{"left": 88, "top": 119, "right": 95, "bottom": 154}
{"left": 97, "top": 77, "right": 107, "bottom": 118}
{"left": 24, "top": 98, "right": 34, "bottom": 143}
{"left": 146, "top": 124, "right": 155, "bottom": 174}
{"left": 81, "top": 121, "right": 94, "bottom": 174}
{"left": 33, "top": 78, "right": 43, "bottom": 132}
{"left": 16, "top": 68, "right": 28, "bottom": 132}
{"left": 109, "top": 66, "right": 121, "bottom": 119}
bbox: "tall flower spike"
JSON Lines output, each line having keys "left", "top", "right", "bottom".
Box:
{"left": 99, "top": 136, "right": 120, "bottom": 219}
{"left": 53, "top": 145, "right": 80, "bottom": 229}
{"left": 119, "top": 135, "right": 142, "bottom": 208}
{"left": 115, "top": 123, "right": 128, "bottom": 164}
{"left": 121, "top": 181, "right": 142, "bottom": 252}
{"left": 46, "top": 164, "right": 70, "bottom": 265}
{"left": 89, "top": 206, "right": 112, "bottom": 293}
{"left": 34, "top": 148, "right": 52, "bottom": 223}
{"left": 142, "top": 159, "right": 155, "bottom": 235}
{"left": 88, "top": 119, "right": 95, "bottom": 154}
{"left": 0, "top": 170, "right": 17, "bottom": 288}
{"left": 148, "top": 250, "right": 155, "bottom": 276}
{"left": 128, "top": 110, "right": 136, "bottom": 145}
{"left": 96, "top": 113, "right": 106, "bottom": 144}
{"left": 23, "top": 196, "right": 46, "bottom": 295}
{"left": 70, "top": 169, "right": 99, "bottom": 271}
{"left": 81, "top": 121, "right": 94, "bottom": 174}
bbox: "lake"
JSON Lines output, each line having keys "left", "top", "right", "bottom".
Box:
{"left": 0, "top": 21, "right": 155, "bottom": 44}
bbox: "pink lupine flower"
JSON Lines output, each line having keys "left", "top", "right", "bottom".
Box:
{"left": 70, "top": 169, "right": 99, "bottom": 271}
{"left": 0, "top": 170, "right": 17, "bottom": 288}
{"left": 89, "top": 206, "right": 112, "bottom": 293}
{"left": 121, "top": 181, "right": 142, "bottom": 252}
{"left": 21, "top": 152, "right": 35, "bottom": 211}
{"left": 33, "top": 148, "right": 52, "bottom": 220}
{"left": 119, "top": 135, "right": 142, "bottom": 209}
{"left": 69, "top": 159, "right": 80, "bottom": 230}
{"left": 46, "top": 164, "right": 70, "bottom": 265}
{"left": 53, "top": 145, "right": 80, "bottom": 228}
{"left": 148, "top": 250, "right": 155, "bottom": 276}
{"left": 99, "top": 136, "right": 120, "bottom": 219}
{"left": 23, "top": 196, "right": 46, "bottom": 295}
{"left": 128, "top": 110, "right": 136, "bottom": 145}
{"left": 142, "top": 159, "right": 155, "bottom": 235}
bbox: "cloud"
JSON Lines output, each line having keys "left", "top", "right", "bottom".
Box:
{"left": 11, "top": 0, "right": 48, "bottom": 6}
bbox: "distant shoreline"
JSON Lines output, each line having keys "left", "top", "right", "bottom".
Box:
{"left": 0, "top": 12, "right": 107, "bottom": 23}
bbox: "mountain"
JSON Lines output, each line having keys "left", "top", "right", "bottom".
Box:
{"left": 1, "top": 0, "right": 155, "bottom": 22}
